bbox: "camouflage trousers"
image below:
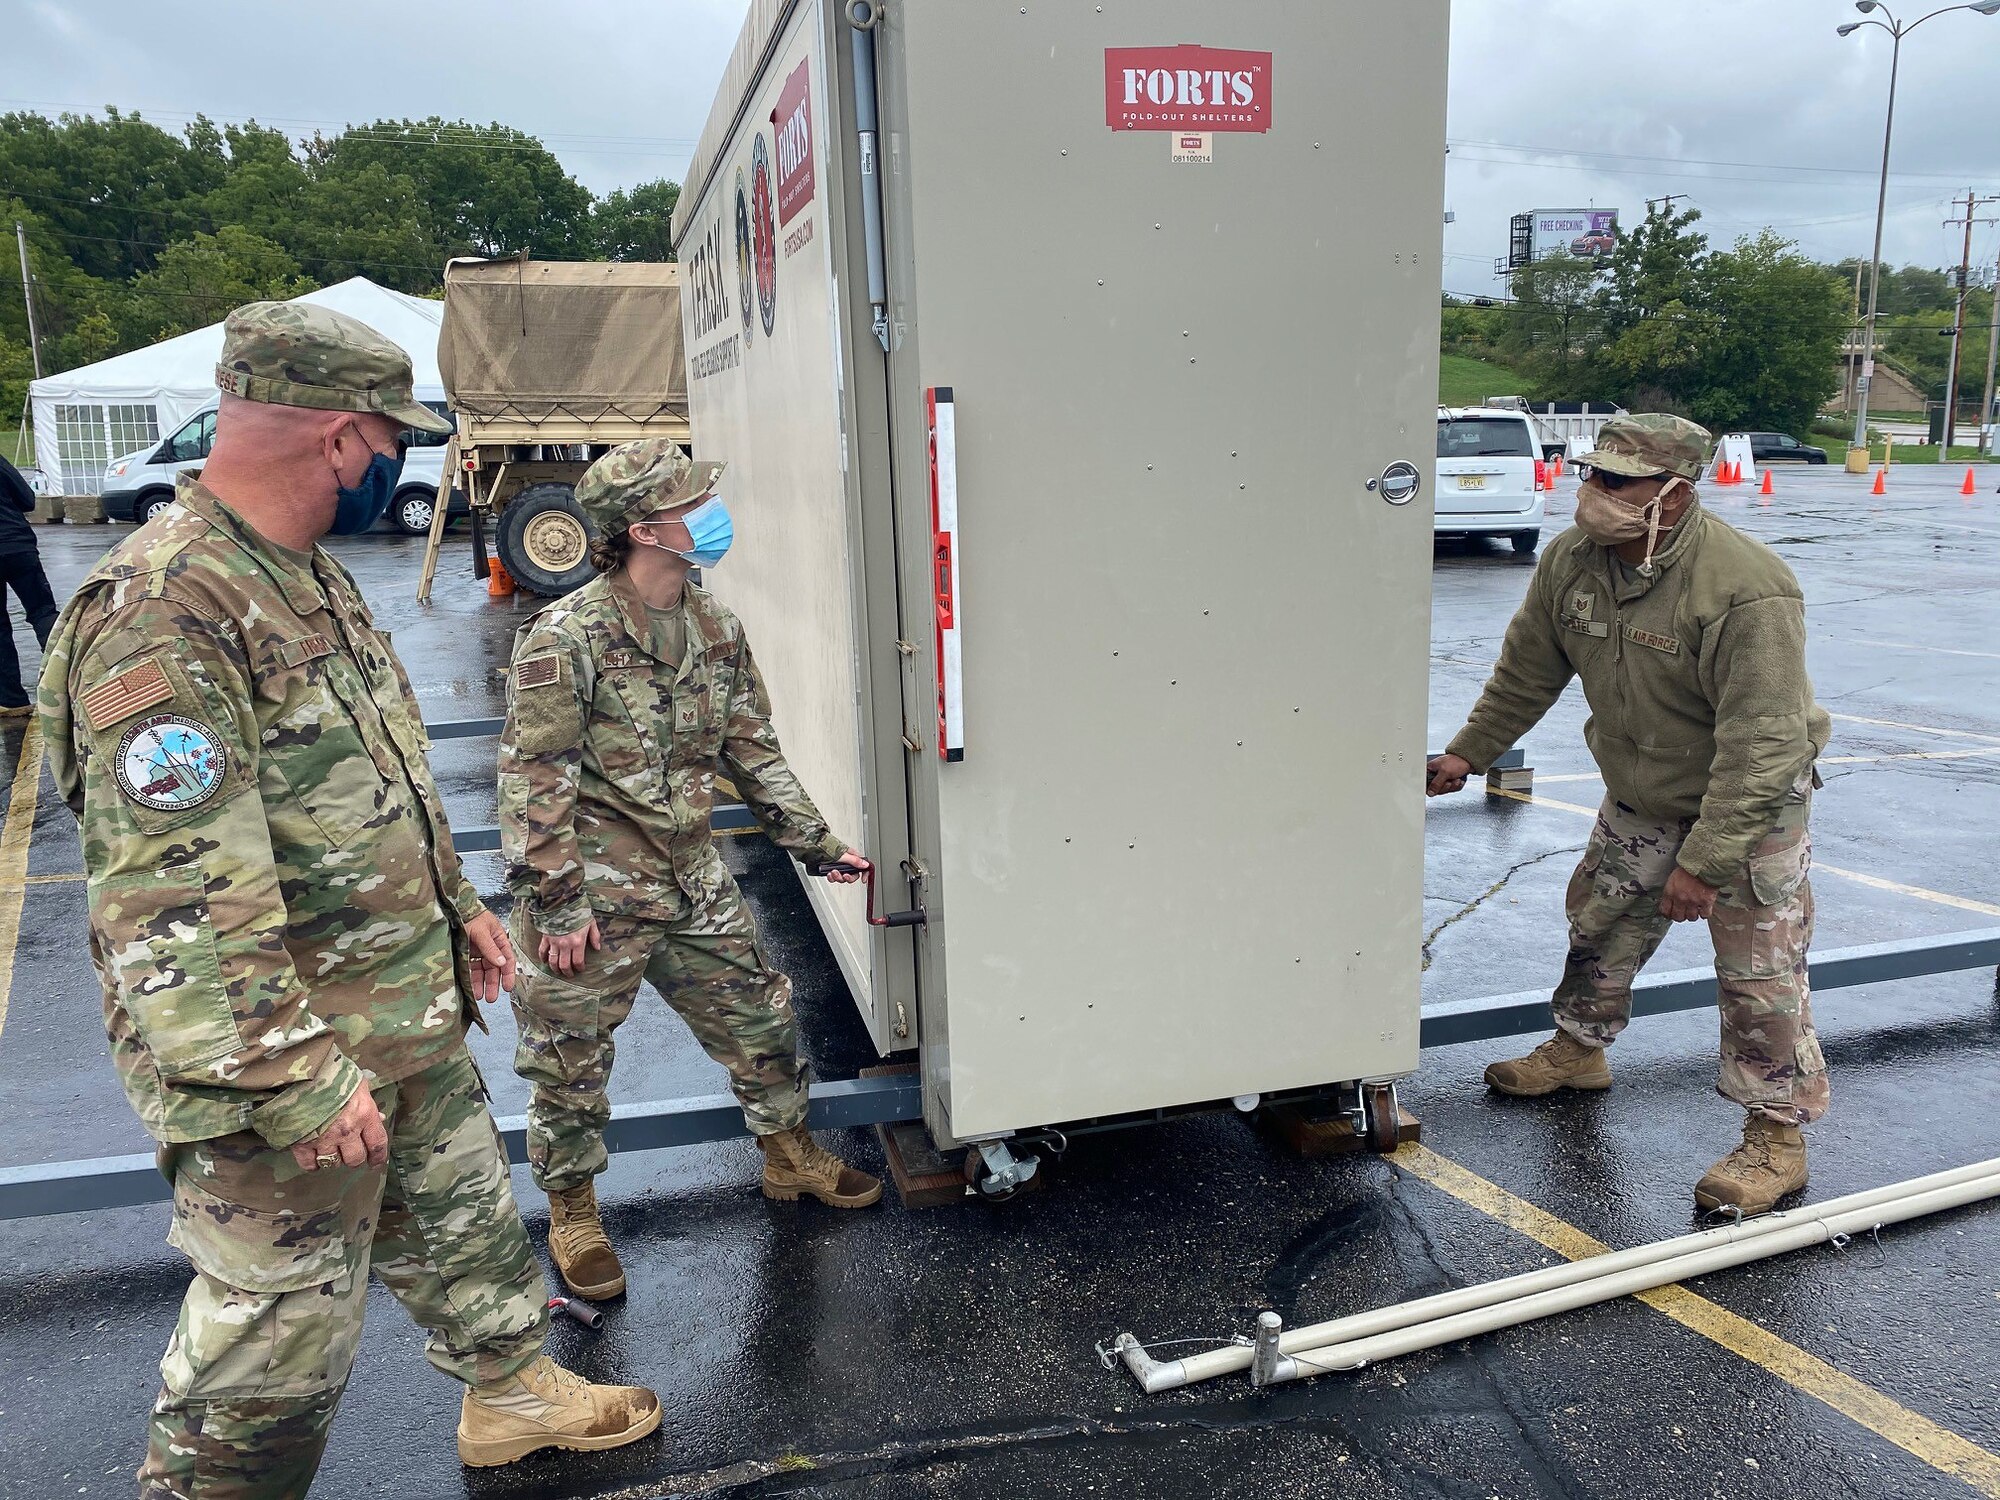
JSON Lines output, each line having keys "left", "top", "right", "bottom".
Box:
{"left": 512, "top": 883, "right": 807, "bottom": 1194}
{"left": 138, "top": 1046, "right": 548, "bottom": 1500}
{"left": 1553, "top": 778, "right": 1829, "bottom": 1124}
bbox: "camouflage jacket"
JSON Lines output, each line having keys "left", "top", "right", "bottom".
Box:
{"left": 499, "top": 570, "right": 846, "bottom": 935}
{"left": 40, "top": 479, "right": 487, "bottom": 1148}
{"left": 1446, "top": 501, "right": 1832, "bottom": 885}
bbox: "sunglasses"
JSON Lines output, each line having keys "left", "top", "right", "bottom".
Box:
{"left": 1577, "top": 466, "right": 1658, "bottom": 492}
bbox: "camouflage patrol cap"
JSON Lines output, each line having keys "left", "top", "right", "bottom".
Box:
{"left": 1578, "top": 414, "right": 1713, "bottom": 482}
{"left": 215, "top": 301, "right": 452, "bottom": 434}
{"left": 574, "top": 438, "right": 726, "bottom": 535}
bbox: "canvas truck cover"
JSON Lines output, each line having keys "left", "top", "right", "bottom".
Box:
{"left": 438, "top": 257, "right": 688, "bottom": 426}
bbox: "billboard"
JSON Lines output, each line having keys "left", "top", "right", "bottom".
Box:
{"left": 1502, "top": 209, "right": 1619, "bottom": 272}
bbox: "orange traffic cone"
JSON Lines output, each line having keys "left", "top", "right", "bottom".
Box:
{"left": 487, "top": 557, "right": 517, "bottom": 597}
{"left": 1552, "top": 453, "right": 1564, "bottom": 477}
{"left": 1759, "top": 469, "right": 1774, "bottom": 495}
{"left": 1961, "top": 467, "right": 1978, "bottom": 496}
{"left": 1870, "top": 467, "right": 1886, "bottom": 496}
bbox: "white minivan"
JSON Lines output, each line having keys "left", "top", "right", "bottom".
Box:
{"left": 101, "top": 403, "right": 461, "bottom": 534}
{"left": 1434, "top": 407, "right": 1547, "bottom": 556}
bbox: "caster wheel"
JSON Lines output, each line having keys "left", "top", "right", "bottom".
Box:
{"left": 1364, "top": 1083, "right": 1400, "bottom": 1154}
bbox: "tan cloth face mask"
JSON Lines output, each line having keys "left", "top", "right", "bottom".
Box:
{"left": 1575, "top": 475, "right": 1688, "bottom": 575}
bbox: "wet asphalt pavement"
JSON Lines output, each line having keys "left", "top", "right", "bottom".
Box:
{"left": 1, "top": 465, "right": 1997, "bottom": 1499}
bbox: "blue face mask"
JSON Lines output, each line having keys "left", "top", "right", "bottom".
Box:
{"left": 329, "top": 428, "right": 404, "bottom": 536}
{"left": 671, "top": 495, "right": 734, "bottom": 568}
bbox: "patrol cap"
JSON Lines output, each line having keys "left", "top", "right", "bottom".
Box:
{"left": 1577, "top": 413, "right": 1713, "bottom": 482}
{"left": 215, "top": 301, "right": 452, "bottom": 435}
{"left": 574, "top": 438, "right": 726, "bottom": 535}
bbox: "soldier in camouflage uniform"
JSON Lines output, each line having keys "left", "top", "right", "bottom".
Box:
{"left": 1426, "top": 415, "right": 1831, "bottom": 1215}
{"left": 500, "top": 438, "right": 881, "bottom": 1301}
{"left": 40, "top": 301, "right": 660, "bottom": 1498}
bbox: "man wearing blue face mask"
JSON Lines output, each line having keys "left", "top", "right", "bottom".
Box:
{"left": 498, "top": 438, "right": 881, "bottom": 1302}
{"left": 39, "top": 301, "right": 670, "bottom": 1491}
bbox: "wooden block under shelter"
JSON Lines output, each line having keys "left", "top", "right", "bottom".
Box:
{"left": 1260, "top": 1099, "right": 1421, "bottom": 1158}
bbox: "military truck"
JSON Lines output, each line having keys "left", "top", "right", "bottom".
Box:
{"left": 420, "top": 255, "right": 690, "bottom": 601}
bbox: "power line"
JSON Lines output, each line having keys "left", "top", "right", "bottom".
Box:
{"left": 1447, "top": 135, "right": 1989, "bottom": 186}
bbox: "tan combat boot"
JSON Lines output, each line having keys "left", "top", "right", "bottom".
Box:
{"left": 758, "top": 1125, "right": 883, "bottom": 1208}
{"left": 547, "top": 1182, "right": 626, "bottom": 1300}
{"left": 457, "top": 1355, "right": 661, "bottom": 1467}
{"left": 1694, "top": 1116, "right": 1808, "bottom": 1215}
{"left": 1484, "top": 1031, "right": 1613, "bottom": 1096}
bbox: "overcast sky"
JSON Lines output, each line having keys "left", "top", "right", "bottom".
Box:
{"left": 6, "top": 0, "right": 1998, "bottom": 292}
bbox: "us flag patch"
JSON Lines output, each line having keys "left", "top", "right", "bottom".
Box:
{"left": 80, "top": 660, "right": 173, "bottom": 730}
{"left": 516, "top": 654, "right": 561, "bottom": 690}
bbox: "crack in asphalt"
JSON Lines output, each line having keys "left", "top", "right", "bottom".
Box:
{"left": 1422, "top": 845, "right": 1584, "bottom": 972}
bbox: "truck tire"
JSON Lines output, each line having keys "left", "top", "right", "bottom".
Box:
{"left": 138, "top": 490, "right": 177, "bottom": 526}
{"left": 498, "top": 483, "right": 596, "bottom": 596}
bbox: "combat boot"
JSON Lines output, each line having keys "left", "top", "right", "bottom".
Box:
{"left": 457, "top": 1355, "right": 660, "bottom": 1467}
{"left": 1694, "top": 1115, "right": 1808, "bottom": 1215}
{"left": 1484, "top": 1031, "right": 1613, "bottom": 1096}
{"left": 758, "top": 1125, "right": 883, "bottom": 1208}
{"left": 547, "top": 1182, "right": 626, "bottom": 1299}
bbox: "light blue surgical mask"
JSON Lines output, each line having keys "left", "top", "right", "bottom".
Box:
{"left": 660, "top": 495, "right": 733, "bottom": 568}
{"left": 328, "top": 426, "right": 404, "bottom": 535}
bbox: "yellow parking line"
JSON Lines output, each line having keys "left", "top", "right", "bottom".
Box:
{"left": 1813, "top": 863, "right": 2000, "bottom": 919}
{"left": 1534, "top": 746, "right": 2000, "bottom": 782}
{"left": 1829, "top": 712, "right": 2000, "bottom": 746}
{"left": 1393, "top": 1143, "right": 2000, "bottom": 1498}
{"left": 1481, "top": 786, "right": 2000, "bottom": 917}
{"left": 1834, "top": 638, "right": 2000, "bottom": 663}
{"left": 0, "top": 721, "right": 43, "bottom": 1042}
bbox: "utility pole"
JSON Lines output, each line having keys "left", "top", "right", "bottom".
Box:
{"left": 1942, "top": 190, "right": 1999, "bottom": 453}
{"left": 1984, "top": 229, "right": 2000, "bottom": 458}
{"left": 1645, "top": 194, "right": 1689, "bottom": 216}
{"left": 13, "top": 221, "right": 41, "bottom": 381}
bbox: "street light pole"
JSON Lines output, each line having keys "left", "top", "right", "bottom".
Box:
{"left": 1847, "top": 19, "right": 1899, "bottom": 455}
{"left": 1837, "top": 0, "right": 2000, "bottom": 462}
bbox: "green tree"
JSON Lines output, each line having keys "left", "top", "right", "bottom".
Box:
{"left": 1691, "top": 233, "right": 1847, "bottom": 434}
{"left": 0, "top": 109, "right": 226, "bottom": 280}
{"left": 594, "top": 179, "right": 680, "bottom": 262}
{"left": 122, "top": 227, "right": 316, "bottom": 342}
{"left": 1589, "top": 203, "right": 1714, "bottom": 409}
{"left": 312, "top": 119, "right": 595, "bottom": 261}
{"left": 1502, "top": 255, "right": 1603, "bottom": 393}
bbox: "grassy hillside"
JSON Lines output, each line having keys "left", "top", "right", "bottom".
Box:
{"left": 1439, "top": 353, "right": 1526, "bottom": 407}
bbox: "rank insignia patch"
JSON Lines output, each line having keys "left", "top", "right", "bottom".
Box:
{"left": 80, "top": 660, "right": 172, "bottom": 730}
{"left": 114, "top": 714, "right": 228, "bottom": 813}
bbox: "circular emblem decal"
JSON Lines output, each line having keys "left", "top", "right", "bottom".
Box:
{"left": 751, "top": 132, "right": 778, "bottom": 338}
{"left": 115, "top": 714, "right": 227, "bottom": 813}
{"left": 734, "top": 165, "right": 754, "bottom": 344}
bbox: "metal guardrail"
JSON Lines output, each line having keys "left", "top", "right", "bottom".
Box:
{"left": 2, "top": 725, "right": 1991, "bottom": 1219}
{"left": 426, "top": 716, "right": 756, "bottom": 851}
{"left": 0, "top": 1076, "right": 923, "bottom": 1219}
{"left": 6, "top": 928, "right": 1995, "bottom": 1221}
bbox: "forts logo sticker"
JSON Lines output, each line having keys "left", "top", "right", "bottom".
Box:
{"left": 1104, "top": 44, "right": 1273, "bottom": 133}
{"left": 772, "top": 58, "right": 815, "bottom": 227}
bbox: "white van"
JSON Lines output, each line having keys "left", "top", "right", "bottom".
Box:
{"left": 1434, "top": 407, "right": 1546, "bottom": 555}
{"left": 100, "top": 403, "right": 462, "bottom": 534}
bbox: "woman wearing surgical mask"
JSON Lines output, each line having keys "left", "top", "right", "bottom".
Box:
{"left": 496, "top": 439, "right": 881, "bottom": 1305}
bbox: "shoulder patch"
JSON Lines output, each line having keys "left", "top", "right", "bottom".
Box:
{"left": 80, "top": 660, "right": 174, "bottom": 731}
{"left": 517, "top": 653, "right": 563, "bottom": 690}
{"left": 113, "top": 713, "right": 229, "bottom": 812}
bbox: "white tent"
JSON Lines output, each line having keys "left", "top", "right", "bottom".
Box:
{"left": 28, "top": 277, "right": 446, "bottom": 496}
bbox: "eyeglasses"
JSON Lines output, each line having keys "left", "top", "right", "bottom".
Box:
{"left": 1578, "top": 466, "right": 1653, "bottom": 491}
